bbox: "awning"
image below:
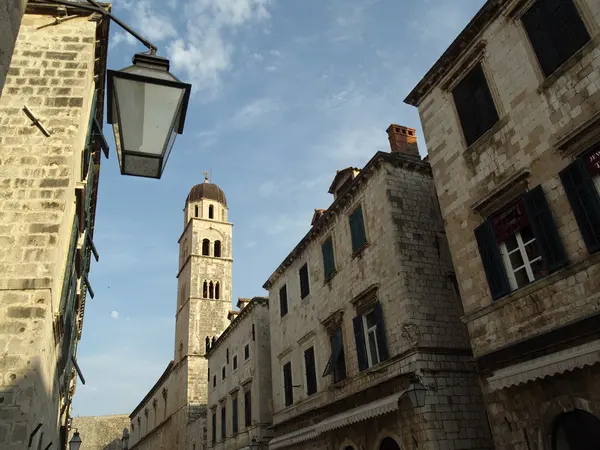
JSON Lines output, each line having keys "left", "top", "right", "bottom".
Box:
{"left": 487, "top": 340, "right": 600, "bottom": 391}
{"left": 316, "top": 391, "right": 404, "bottom": 433}
{"left": 268, "top": 425, "right": 319, "bottom": 450}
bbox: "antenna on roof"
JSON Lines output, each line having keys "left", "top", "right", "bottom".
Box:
{"left": 203, "top": 170, "right": 209, "bottom": 182}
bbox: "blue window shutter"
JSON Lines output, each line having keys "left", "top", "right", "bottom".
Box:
{"left": 373, "top": 303, "right": 389, "bottom": 362}
{"left": 474, "top": 220, "right": 510, "bottom": 300}
{"left": 560, "top": 158, "right": 600, "bottom": 254}
{"left": 322, "top": 237, "right": 335, "bottom": 279}
{"left": 349, "top": 207, "right": 367, "bottom": 252}
{"left": 523, "top": 185, "right": 567, "bottom": 273}
{"left": 352, "top": 316, "right": 368, "bottom": 371}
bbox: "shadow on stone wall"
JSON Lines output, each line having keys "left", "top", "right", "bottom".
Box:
{"left": 70, "top": 414, "right": 130, "bottom": 450}
{"left": 100, "top": 437, "right": 122, "bottom": 450}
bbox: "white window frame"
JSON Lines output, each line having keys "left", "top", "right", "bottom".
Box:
{"left": 499, "top": 229, "right": 542, "bottom": 290}
{"left": 301, "top": 340, "right": 319, "bottom": 397}
{"left": 362, "top": 309, "right": 380, "bottom": 367}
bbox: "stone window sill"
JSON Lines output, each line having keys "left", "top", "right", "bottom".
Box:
{"left": 537, "top": 33, "right": 600, "bottom": 95}
{"left": 324, "top": 270, "right": 338, "bottom": 286}
{"left": 352, "top": 242, "right": 370, "bottom": 259}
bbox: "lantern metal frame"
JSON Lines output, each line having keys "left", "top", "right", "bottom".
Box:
{"left": 69, "top": 429, "right": 82, "bottom": 450}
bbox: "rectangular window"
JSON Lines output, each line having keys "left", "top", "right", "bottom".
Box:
{"left": 222, "top": 366, "right": 226, "bottom": 380}
{"left": 233, "top": 355, "right": 238, "bottom": 371}
{"left": 244, "top": 389, "right": 252, "bottom": 427}
{"left": 283, "top": 361, "right": 293, "bottom": 407}
{"left": 353, "top": 303, "right": 389, "bottom": 371}
{"left": 349, "top": 206, "right": 367, "bottom": 252}
{"left": 322, "top": 326, "right": 347, "bottom": 383}
{"left": 212, "top": 410, "right": 217, "bottom": 444}
{"left": 279, "top": 284, "right": 288, "bottom": 317}
{"left": 452, "top": 63, "right": 499, "bottom": 147}
{"left": 475, "top": 185, "right": 567, "bottom": 300}
{"left": 232, "top": 396, "right": 238, "bottom": 434}
{"left": 226, "top": 348, "right": 229, "bottom": 364}
{"left": 213, "top": 375, "right": 216, "bottom": 388}
{"left": 304, "top": 346, "right": 318, "bottom": 395}
{"left": 522, "top": 0, "right": 590, "bottom": 77}
{"left": 560, "top": 150, "right": 600, "bottom": 254}
{"left": 299, "top": 263, "right": 310, "bottom": 299}
{"left": 321, "top": 237, "right": 336, "bottom": 280}
{"left": 220, "top": 404, "right": 226, "bottom": 440}
{"left": 244, "top": 344, "right": 250, "bottom": 360}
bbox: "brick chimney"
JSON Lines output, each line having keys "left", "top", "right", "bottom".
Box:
{"left": 386, "top": 124, "right": 420, "bottom": 159}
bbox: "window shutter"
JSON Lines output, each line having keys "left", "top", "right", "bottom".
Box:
{"left": 523, "top": 185, "right": 567, "bottom": 273}
{"left": 283, "top": 362, "right": 293, "bottom": 406}
{"left": 474, "top": 220, "right": 511, "bottom": 300}
{"left": 304, "top": 347, "right": 317, "bottom": 395}
{"left": 322, "top": 238, "right": 335, "bottom": 279}
{"left": 232, "top": 397, "right": 238, "bottom": 433}
{"left": 279, "top": 285, "right": 288, "bottom": 317}
{"left": 60, "top": 215, "right": 79, "bottom": 314}
{"left": 349, "top": 207, "right": 367, "bottom": 252}
{"left": 299, "top": 264, "right": 309, "bottom": 299}
{"left": 373, "top": 303, "right": 389, "bottom": 362}
{"left": 323, "top": 329, "right": 342, "bottom": 377}
{"left": 244, "top": 390, "right": 252, "bottom": 427}
{"left": 82, "top": 90, "right": 98, "bottom": 181}
{"left": 352, "top": 316, "right": 369, "bottom": 371}
{"left": 560, "top": 159, "right": 600, "bottom": 254}
{"left": 212, "top": 412, "right": 217, "bottom": 443}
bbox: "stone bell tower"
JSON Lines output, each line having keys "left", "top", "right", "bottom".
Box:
{"left": 174, "top": 173, "right": 232, "bottom": 421}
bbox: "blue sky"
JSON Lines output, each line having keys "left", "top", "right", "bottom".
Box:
{"left": 72, "top": 0, "right": 486, "bottom": 417}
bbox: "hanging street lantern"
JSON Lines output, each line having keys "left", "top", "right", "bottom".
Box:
{"left": 406, "top": 380, "right": 427, "bottom": 408}
{"left": 69, "top": 430, "right": 82, "bottom": 450}
{"left": 107, "top": 52, "right": 192, "bottom": 179}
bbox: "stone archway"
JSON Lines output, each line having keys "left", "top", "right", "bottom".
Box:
{"left": 552, "top": 409, "right": 600, "bottom": 450}
{"left": 379, "top": 437, "right": 401, "bottom": 450}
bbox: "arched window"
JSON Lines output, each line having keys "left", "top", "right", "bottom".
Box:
{"left": 379, "top": 438, "right": 401, "bottom": 450}
{"left": 202, "top": 239, "right": 210, "bottom": 256}
{"left": 214, "top": 240, "right": 222, "bottom": 257}
{"left": 222, "top": 209, "right": 225, "bottom": 220}
{"left": 194, "top": 205, "right": 198, "bottom": 217}
{"left": 203, "top": 281, "right": 208, "bottom": 298}
{"left": 209, "top": 205, "right": 214, "bottom": 219}
{"left": 215, "top": 282, "right": 220, "bottom": 300}
{"left": 552, "top": 409, "right": 600, "bottom": 450}
{"left": 209, "top": 281, "right": 214, "bottom": 299}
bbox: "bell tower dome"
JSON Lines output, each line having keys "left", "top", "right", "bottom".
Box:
{"left": 174, "top": 173, "right": 232, "bottom": 422}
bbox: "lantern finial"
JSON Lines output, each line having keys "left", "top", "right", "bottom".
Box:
{"left": 203, "top": 170, "right": 209, "bottom": 182}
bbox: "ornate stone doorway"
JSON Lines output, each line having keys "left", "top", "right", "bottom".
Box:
{"left": 379, "top": 437, "right": 401, "bottom": 450}
{"left": 552, "top": 409, "right": 600, "bottom": 450}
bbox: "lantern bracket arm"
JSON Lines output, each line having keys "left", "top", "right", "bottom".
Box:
{"left": 37, "top": 0, "right": 158, "bottom": 54}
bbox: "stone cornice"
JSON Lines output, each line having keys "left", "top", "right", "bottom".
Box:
{"left": 262, "top": 152, "right": 432, "bottom": 290}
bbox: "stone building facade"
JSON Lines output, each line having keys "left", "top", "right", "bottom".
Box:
{"left": 0, "top": 0, "right": 28, "bottom": 97}
{"left": 0, "top": 2, "right": 109, "bottom": 449}
{"left": 69, "top": 415, "right": 130, "bottom": 450}
{"left": 206, "top": 297, "right": 273, "bottom": 450}
{"left": 404, "top": 0, "right": 600, "bottom": 448}
{"left": 128, "top": 178, "right": 232, "bottom": 450}
{"left": 262, "top": 125, "right": 493, "bottom": 450}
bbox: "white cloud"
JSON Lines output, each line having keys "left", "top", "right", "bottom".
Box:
{"left": 110, "top": 310, "right": 120, "bottom": 319}
{"left": 231, "top": 97, "right": 281, "bottom": 128}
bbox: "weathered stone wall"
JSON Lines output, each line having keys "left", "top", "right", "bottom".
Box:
{"left": 207, "top": 299, "right": 272, "bottom": 450}
{"left": 0, "top": 0, "right": 28, "bottom": 98}
{"left": 264, "top": 149, "right": 491, "bottom": 448}
{"left": 415, "top": 0, "right": 600, "bottom": 357}
{"left": 0, "top": 8, "right": 105, "bottom": 450}
{"left": 69, "top": 415, "right": 130, "bottom": 450}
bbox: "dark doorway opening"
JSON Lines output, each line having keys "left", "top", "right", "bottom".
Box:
{"left": 380, "top": 437, "right": 401, "bottom": 450}
{"left": 552, "top": 409, "right": 600, "bottom": 450}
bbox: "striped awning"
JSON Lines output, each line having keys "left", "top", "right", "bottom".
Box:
{"left": 268, "top": 425, "right": 319, "bottom": 450}
{"left": 487, "top": 340, "right": 600, "bottom": 391}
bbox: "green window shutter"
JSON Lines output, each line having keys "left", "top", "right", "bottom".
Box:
{"left": 349, "top": 207, "right": 367, "bottom": 252}
{"left": 352, "top": 316, "right": 369, "bottom": 371}
{"left": 321, "top": 237, "right": 335, "bottom": 279}
{"left": 84, "top": 161, "right": 95, "bottom": 229}
{"left": 560, "top": 158, "right": 600, "bottom": 254}
{"left": 474, "top": 220, "right": 511, "bottom": 300}
{"left": 232, "top": 396, "right": 238, "bottom": 434}
{"left": 279, "top": 284, "right": 288, "bottom": 317}
{"left": 523, "top": 185, "right": 567, "bottom": 273}
{"left": 304, "top": 347, "right": 317, "bottom": 395}
{"left": 299, "top": 263, "right": 310, "bottom": 299}
{"left": 82, "top": 91, "right": 98, "bottom": 181}
{"left": 60, "top": 215, "right": 79, "bottom": 314}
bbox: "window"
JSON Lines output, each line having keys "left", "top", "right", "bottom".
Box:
{"left": 560, "top": 149, "right": 600, "bottom": 254}
{"left": 214, "top": 240, "right": 222, "bottom": 257}
{"left": 222, "top": 366, "right": 226, "bottom": 380}
{"left": 215, "top": 282, "right": 220, "bottom": 300}
{"left": 283, "top": 361, "right": 293, "bottom": 407}
{"left": 452, "top": 63, "right": 499, "bottom": 146}
{"left": 202, "top": 239, "right": 210, "bottom": 256}
{"left": 220, "top": 403, "right": 226, "bottom": 440}
{"left": 203, "top": 281, "right": 208, "bottom": 298}
{"left": 213, "top": 375, "right": 216, "bottom": 388}
{"left": 244, "top": 344, "right": 250, "bottom": 360}
{"left": 212, "top": 410, "right": 217, "bottom": 444}
{"left": 349, "top": 206, "right": 367, "bottom": 252}
{"left": 233, "top": 355, "right": 238, "bottom": 371}
{"left": 209, "top": 205, "right": 214, "bottom": 219}
{"left": 322, "top": 236, "right": 336, "bottom": 280}
{"left": 353, "top": 303, "right": 389, "bottom": 371}
{"left": 244, "top": 389, "right": 252, "bottom": 427}
{"left": 194, "top": 205, "right": 198, "bottom": 217}
{"left": 299, "top": 263, "right": 310, "bottom": 299}
{"left": 522, "top": 0, "right": 590, "bottom": 77}
{"left": 226, "top": 348, "right": 229, "bottom": 364}
{"left": 304, "top": 347, "right": 317, "bottom": 395}
{"left": 323, "top": 326, "right": 347, "bottom": 383}
{"left": 209, "top": 281, "right": 214, "bottom": 299}
{"left": 232, "top": 396, "right": 238, "bottom": 434}
{"left": 279, "top": 284, "right": 288, "bottom": 317}
{"left": 474, "top": 185, "right": 567, "bottom": 300}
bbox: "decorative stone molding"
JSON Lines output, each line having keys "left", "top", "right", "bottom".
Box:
{"left": 350, "top": 284, "right": 379, "bottom": 315}
{"left": 401, "top": 322, "right": 421, "bottom": 348}
{"left": 471, "top": 167, "right": 531, "bottom": 218}
{"left": 321, "top": 309, "right": 344, "bottom": 334}
{"left": 555, "top": 110, "right": 600, "bottom": 159}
